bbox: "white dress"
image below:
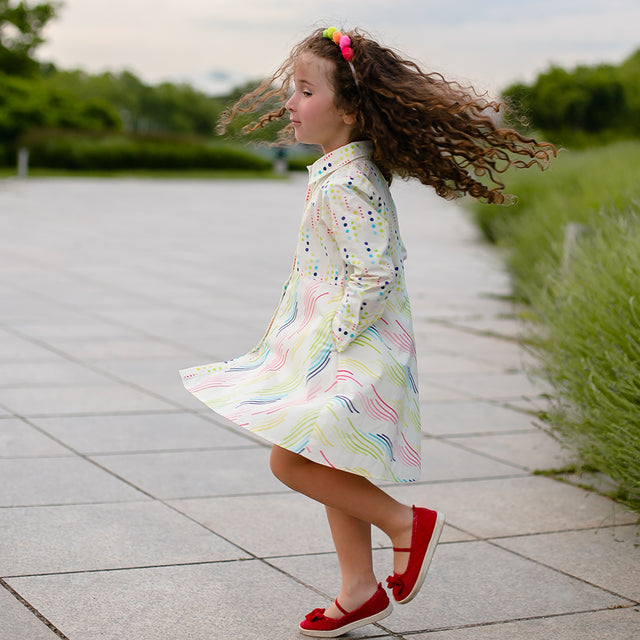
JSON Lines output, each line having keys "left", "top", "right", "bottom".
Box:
{"left": 181, "top": 141, "right": 421, "bottom": 482}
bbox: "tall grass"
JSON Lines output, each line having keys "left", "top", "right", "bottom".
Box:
{"left": 473, "top": 141, "right": 640, "bottom": 300}
{"left": 471, "top": 140, "right": 640, "bottom": 511}
{"left": 529, "top": 212, "right": 640, "bottom": 508}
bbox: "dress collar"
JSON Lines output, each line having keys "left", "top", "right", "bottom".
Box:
{"left": 307, "top": 141, "right": 373, "bottom": 185}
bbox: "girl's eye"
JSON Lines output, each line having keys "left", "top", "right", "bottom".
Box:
{"left": 302, "top": 91, "right": 312, "bottom": 97}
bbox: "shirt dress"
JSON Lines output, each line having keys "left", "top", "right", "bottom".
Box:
{"left": 180, "top": 141, "right": 421, "bottom": 482}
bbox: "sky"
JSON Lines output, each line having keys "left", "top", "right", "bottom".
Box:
{"left": 36, "top": 0, "right": 640, "bottom": 97}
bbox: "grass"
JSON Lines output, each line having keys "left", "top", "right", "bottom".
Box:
{"left": 472, "top": 140, "right": 640, "bottom": 300}
{"left": 528, "top": 212, "right": 640, "bottom": 511}
{"left": 471, "top": 139, "right": 640, "bottom": 513}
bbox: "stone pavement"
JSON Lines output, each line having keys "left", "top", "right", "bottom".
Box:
{"left": 0, "top": 175, "right": 638, "bottom": 640}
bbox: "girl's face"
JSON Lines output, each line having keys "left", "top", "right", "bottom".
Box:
{"left": 285, "top": 52, "right": 356, "bottom": 153}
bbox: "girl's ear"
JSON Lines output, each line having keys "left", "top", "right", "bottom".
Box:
{"left": 342, "top": 112, "right": 357, "bottom": 125}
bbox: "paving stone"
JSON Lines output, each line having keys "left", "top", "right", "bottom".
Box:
{"left": 271, "top": 540, "right": 631, "bottom": 633}
{"left": 169, "top": 492, "right": 479, "bottom": 558}
{"left": 417, "top": 438, "right": 524, "bottom": 482}
{"left": 384, "top": 476, "right": 637, "bottom": 538}
{"left": 414, "top": 326, "right": 526, "bottom": 367}
{"left": 7, "top": 560, "right": 329, "bottom": 640}
{"left": 37, "top": 337, "right": 196, "bottom": 362}
{"left": 0, "top": 501, "right": 247, "bottom": 576}
{"left": 91, "top": 447, "right": 281, "bottom": 499}
{"left": 451, "top": 430, "right": 573, "bottom": 471}
{"left": 422, "top": 371, "right": 543, "bottom": 400}
{"left": 418, "top": 383, "right": 471, "bottom": 402}
{"left": 29, "top": 412, "right": 253, "bottom": 454}
{"left": 0, "top": 331, "right": 63, "bottom": 363}
{"left": 14, "top": 320, "right": 139, "bottom": 341}
{"left": 0, "top": 383, "right": 177, "bottom": 416}
{"left": 418, "top": 352, "right": 505, "bottom": 376}
{"left": 411, "top": 607, "right": 640, "bottom": 640}
{"left": 495, "top": 524, "right": 640, "bottom": 601}
{"left": 0, "top": 587, "right": 60, "bottom": 640}
{"left": 0, "top": 419, "right": 70, "bottom": 457}
{"left": 0, "top": 457, "right": 146, "bottom": 507}
{"left": 420, "top": 400, "right": 535, "bottom": 436}
{"left": 1, "top": 176, "right": 638, "bottom": 640}
{"left": 0, "top": 360, "right": 114, "bottom": 387}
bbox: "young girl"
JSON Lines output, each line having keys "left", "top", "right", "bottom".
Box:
{"left": 181, "top": 27, "right": 554, "bottom": 637}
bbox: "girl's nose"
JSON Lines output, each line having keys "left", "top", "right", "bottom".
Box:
{"left": 285, "top": 95, "right": 295, "bottom": 112}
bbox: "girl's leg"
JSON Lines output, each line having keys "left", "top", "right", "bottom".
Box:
{"left": 270, "top": 446, "right": 415, "bottom": 580}
{"left": 323, "top": 506, "right": 378, "bottom": 617}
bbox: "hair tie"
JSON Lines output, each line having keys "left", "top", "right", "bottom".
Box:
{"left": 323, "top": 27, "right": 354, "bottom": 61}
{"left": 323, "top": 27, "right": 358, "bottom": 85}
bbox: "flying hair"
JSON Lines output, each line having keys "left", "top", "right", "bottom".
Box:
{"left": 218, "top": 28, "right": 556, "bottom": 204}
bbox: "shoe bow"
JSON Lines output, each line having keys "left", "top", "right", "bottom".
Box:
{"left": 386, "top": 574, "right": 404, "bottom": 591}
{"left": 305, "top": 608, "right": 327, "bottom": 622}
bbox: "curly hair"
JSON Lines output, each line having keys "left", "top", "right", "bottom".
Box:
{"left": 218, "top": 28, "right": 555, "bottom": 204}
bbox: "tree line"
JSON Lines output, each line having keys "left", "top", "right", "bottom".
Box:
{"left": 0, "top": 1, "right": 276, "bottom": 168}
{"left": 2, "top": 2, "right": 638, "bottom": 168}
{"left": 503, "top": 48, "right": 640, "bottom": 146}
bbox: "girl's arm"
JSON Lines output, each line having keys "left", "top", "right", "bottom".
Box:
{"left": 321, "top": 174, "right": 398, "bottom": 352}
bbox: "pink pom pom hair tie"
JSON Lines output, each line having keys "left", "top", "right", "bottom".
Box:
{"left": 323, "top": 27, "right": 358, "bottom": 84}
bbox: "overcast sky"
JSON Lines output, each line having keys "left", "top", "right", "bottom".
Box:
{"left": 37, "top": 0, "right": 640, "bottom": 96}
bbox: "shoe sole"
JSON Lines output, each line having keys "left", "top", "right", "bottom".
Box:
{"left": 397, "top": 510, "right": 445, "bottom": 605}
{"left": 299, "top": 602, "right": 393, "bottom": 637}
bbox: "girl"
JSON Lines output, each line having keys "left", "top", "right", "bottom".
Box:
{"left": 181, "top": 27, "right": 554, "bottom": 637}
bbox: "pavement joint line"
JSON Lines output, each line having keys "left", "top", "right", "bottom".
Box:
{"left": 0, "top": 499, "right": 152, "bottom": 510}
{"left": 393, "top": 606, "right": 640, "bottom": 637}
{"left": 429, "top": 428, "right": 540, "bottom": 438}
{"left": 0, "top": 269, "right": 261, "bottom": 356}
{"left": 0, "top": 577, "right": 70, "bottom": 640}
{"left": 2, "top": 558, "right": 259, "bottom": 581}
{"left": 485, "top": 538, "right": 640, "bottom": 605}
{"left": 485, "top": 522, "right": 640, "bottom": 542}
{"left": 430, "top": 435, "right": 536, "bottom": 472}
{"left": 420, "top": 323, "right": 525, "bottom": 344}
{"left": 0, "top": 444, "right": 261, "bottom": 459}
{"left": 0, "top": 324, "right": 267, "bottom": 447}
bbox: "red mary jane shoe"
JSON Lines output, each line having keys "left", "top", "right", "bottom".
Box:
{"left": 386, "top": 506, "right": 445, "bottom": 604}
{"left": 299, "top": 583, "right": 392, "bottom": 637}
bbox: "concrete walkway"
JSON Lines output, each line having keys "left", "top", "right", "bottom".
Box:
{"left": 0, "top": 174, "right": 638, "bottom": 640}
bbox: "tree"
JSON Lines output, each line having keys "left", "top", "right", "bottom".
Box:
{"left": 502, "top": 49, "right": 639, "bottom": 144}
{"left": 0, "top": 0, "right": 60, "bottom": 76}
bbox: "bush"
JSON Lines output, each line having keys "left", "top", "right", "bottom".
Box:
{"left": 21, "top": 131, "right": 272, "bottom": 171}
{"left": 528, "top": 212, "right": 640, "bottom": 509}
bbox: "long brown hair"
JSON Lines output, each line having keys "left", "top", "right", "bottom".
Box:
{"left": 219, "top": 28, "right": 555, "bottom": 203}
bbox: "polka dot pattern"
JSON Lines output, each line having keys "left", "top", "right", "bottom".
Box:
{"left": 297, "top": 141, "right": 408, "bottom": 352}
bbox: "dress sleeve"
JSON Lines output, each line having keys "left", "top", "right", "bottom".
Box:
{"left": 321, "top": 174, "right": 398, "bottom": 352}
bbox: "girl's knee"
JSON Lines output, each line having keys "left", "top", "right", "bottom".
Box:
{"left": 269, "top": 445, "right": 308, "bottom": 485}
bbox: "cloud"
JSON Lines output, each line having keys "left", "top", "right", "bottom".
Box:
{"left": 37, "top": 0, "right": 640, "bottom": 94}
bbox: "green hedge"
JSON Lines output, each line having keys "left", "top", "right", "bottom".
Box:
{"left": 19, "top": 131, "right": 272, "bottom": 171}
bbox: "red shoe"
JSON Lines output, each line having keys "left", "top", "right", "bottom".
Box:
{"left": 299, "top": 583, "right": 393, "bottom": 637}
{"left": 386, "top": 506, "right": 445, "bottom": 604}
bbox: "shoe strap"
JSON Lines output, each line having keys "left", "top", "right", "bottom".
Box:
{"left": 393, "top": 547, "right": 411, "bottom": 552}
{"left": 333, "top": 598, "right": 349, "bottom": 616}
